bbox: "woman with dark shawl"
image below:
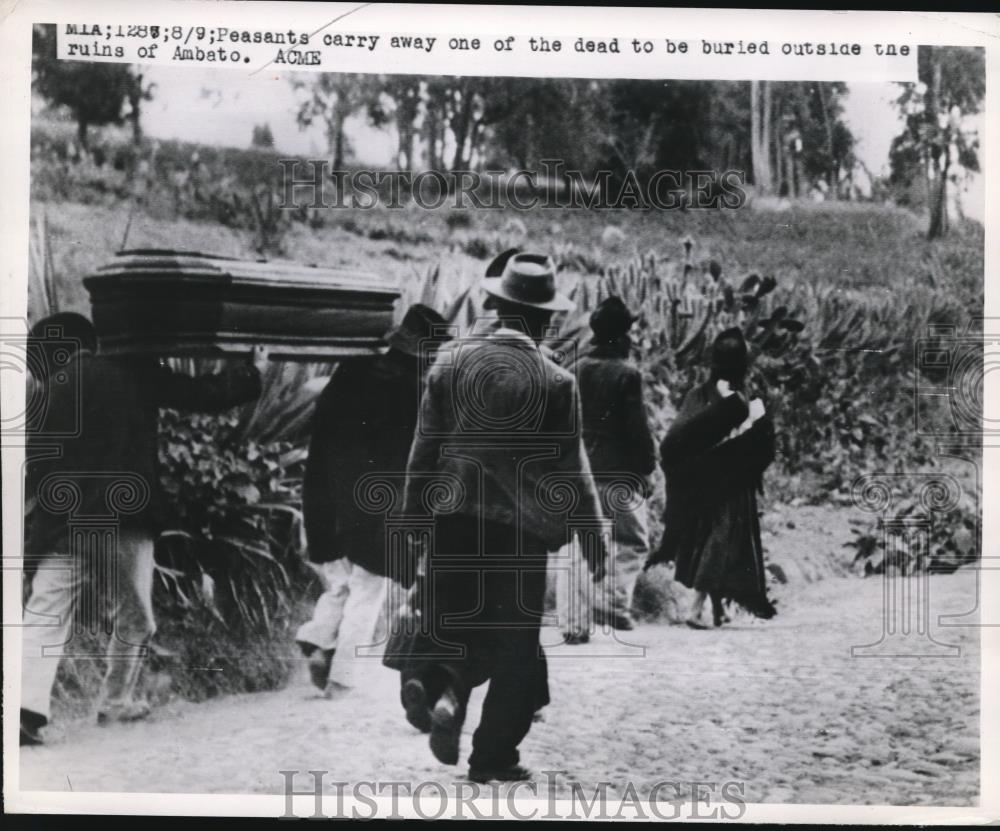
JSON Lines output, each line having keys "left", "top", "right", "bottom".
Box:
{"left": 646, "top": 328, "right": 777, "bottom": 628}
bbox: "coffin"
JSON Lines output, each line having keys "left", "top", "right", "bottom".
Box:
{"left": 84, "top": 249, "right": 401, "bottom": 360}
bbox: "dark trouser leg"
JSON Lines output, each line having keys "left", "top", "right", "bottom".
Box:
{"left": 430, "top": 516, "right": 546, "bottom": 768}
{"left": 533, "top": 648, "right": 550, "bottom": 712}
{"left": 468, "top": 625, "right": 542, "bottom": 771}
{"left": 468, "top": 528, "right": 547, "bottom": 770}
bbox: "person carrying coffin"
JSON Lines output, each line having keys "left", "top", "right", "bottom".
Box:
{"left": 295, "top": 304, "right": 451, "bottom": 694}
{"left": 21, "top": 313, "right": 267, "bottom": 745}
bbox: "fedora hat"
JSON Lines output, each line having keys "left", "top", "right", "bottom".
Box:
{"left": 482, "top": 253, "right": 573, "bottom": 313}
{"left": 485, "top": 247, "right": 522, "bottom": 278}
{"left": 386, "top": 303, "right": 451, "bottom": 357}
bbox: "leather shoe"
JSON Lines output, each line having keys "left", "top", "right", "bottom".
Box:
{"left": 20, "top": 709, "right": 46, "bottom": 746}
{"left": 297, "top": 641, "right": 335, "bottom": 690}
{"left": 429, "top": 688, "right": 463, "bottom": 765}
{"left": 97, "top": 700, "right": 152, "bottom": 725}
{"left": 593, "top": 607, "right": 635, "bottom": 631}
{"left": 307, "top": 649, "right": 335, "bottom": 691}
{"left": 468, "top": 764, "right": 533, "bottom": 783}
{"left": 402, "top": 678, "right": 432, "bottom": 733}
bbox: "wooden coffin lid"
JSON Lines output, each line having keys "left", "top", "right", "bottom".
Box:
{"left": 84, "top": 249, "right": 401, "bottom": 360}
{"left": 85, "top": 248, "right": 398, "bottom": 302}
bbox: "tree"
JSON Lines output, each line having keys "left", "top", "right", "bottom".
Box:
{"left": 750, "top": 81, "right": 773, "bottom": 195}
{"left": 367, "top": 76, "right": 423, "bottom": 170}
{"left": 32, "top": 24, "right": 135, "bottom": 151}
{"left": 597, "top": 80, "right": 711, "bottom": 182}
{"left": 292, "top": 73, "right": 377, "bottom": 168}
{"left": 890, "top": 46, "right": 984, "bottom": 239}
{"left": 421, "top": 77, "right": 492, "bottom": 171}
{"left": 125, "top": 69, "right": 156, "bottom": 146}
{"left": 486, "top": 78, "right": 609, "bottom": 172}
{"left": 251, "top": 122, "right": 276, "bottom": 149}
{"left": 763, "top": 82, "right": 853, "bottom": 199}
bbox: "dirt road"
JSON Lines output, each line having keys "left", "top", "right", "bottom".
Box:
{"left": 18, "top": 570, "right": 980, "bottom": 807}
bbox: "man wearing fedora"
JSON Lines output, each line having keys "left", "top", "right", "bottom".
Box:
{"left": 296, "top": 304, "right": 451, "bottom": 695}
{"left": 403, "top": 253, "right": 606, "bottom": 783}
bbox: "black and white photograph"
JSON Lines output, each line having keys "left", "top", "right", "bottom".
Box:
{"left": 2, "top": 2, "right": 996, "bottom": 822}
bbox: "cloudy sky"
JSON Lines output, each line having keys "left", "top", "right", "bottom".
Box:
{"left": 138, "top": 67, "right": 983, "bottom": 220}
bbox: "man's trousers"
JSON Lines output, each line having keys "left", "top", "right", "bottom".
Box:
{"left": 428, "top": 515, "right": 548, "bottom": 770}
{"left": 21, "top": 527, "right": 156, "bottom": 720}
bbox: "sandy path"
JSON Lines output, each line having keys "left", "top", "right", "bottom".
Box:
{"left": 19, "top": 570, "right": 980, "bottom": 806}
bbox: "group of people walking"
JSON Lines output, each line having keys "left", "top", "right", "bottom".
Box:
{"left": 291, "top": 248, "right": 777, "bottom": 782}
{"left": 20, "top": 248, "right": 777, "bottom": 784}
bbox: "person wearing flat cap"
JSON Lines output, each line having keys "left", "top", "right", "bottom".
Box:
{"left": 556, "top": 296, "right": 657, "bottom": 639}
{"left": 296, "top": 304, "right": 451, "bottom": 695}
{"left": 403, "top": 251, "right": 606, "bottom": 784}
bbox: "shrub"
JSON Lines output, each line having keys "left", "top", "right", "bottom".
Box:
{"left": 366, "top": 221, "right": 434, "bottom": 245}
{"left": 845, "top": 485, "right": 979, "bottom": 575}
{"left": 445, "top": 211, "right": 473, "bottom": 231}
{"left": 152, "top": 406, "right": 316, "bottom": 700}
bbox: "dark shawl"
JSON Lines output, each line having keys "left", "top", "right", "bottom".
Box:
{"left": 648, "top": 380, "right": 777, "bottom": 618}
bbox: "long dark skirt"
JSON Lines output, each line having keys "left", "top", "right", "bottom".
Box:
{"left": 673, "top": 489, "right": 776, "bottom": 619}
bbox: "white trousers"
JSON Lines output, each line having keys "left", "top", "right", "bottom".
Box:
{"left": 554, "top": 498, "right": 649, "bottom": 636}
{"left": 295, "top": 559, "right": 388, "bottom": 688}
{"left": 21, "top": 528, "right": 156, "bottom": 720}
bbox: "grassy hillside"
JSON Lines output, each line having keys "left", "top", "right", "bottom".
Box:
{"left": 28, "top": 196, "right": 982, "bottom": 327}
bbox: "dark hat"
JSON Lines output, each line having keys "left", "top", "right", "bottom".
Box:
{"left": 29, "top": 312, "right": 97, "bottom": 353}
{"left": 590, "top": 296, "right": 638, "bottom": 339}
{"left": 485, "top": 248, "right": 522, "bottom": 278}
{"left": 482, "top": 253, "right": 573, "bottom": 313}
{"left": 711, "top": 327, "right": 749, "bottom": 378}
{"left": 386, "top": 303, "right": 451, "bottom": 357}
{"left": 713, "top": 326, "right": 748, "bottom": 351}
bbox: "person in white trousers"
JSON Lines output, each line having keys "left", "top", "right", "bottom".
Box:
{"left": 295, "top": 305, "right": 451, "bottom": 695}
{"left": 20, "top": 313, "right": 266, "bottom": 745}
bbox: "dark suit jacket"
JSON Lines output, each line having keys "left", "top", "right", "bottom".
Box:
{"left": 572, "top": 345, "right": 657, "bottom": 477}
{"left": 25, "top": 351, "right": 262, "bottom": 554}
{"left": 302, "top": 350, "right": 423, "bottom": 577}
{"left": 403, "top": 322, "right": 604, "bottom": 559}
